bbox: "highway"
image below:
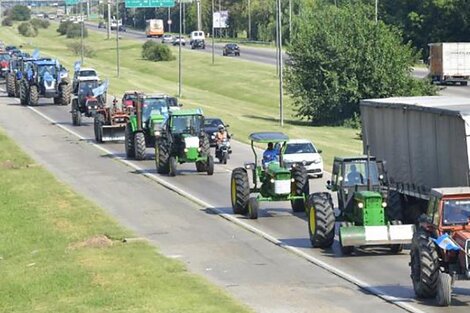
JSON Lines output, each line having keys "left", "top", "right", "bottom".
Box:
{"left": 1, "top": 83, "right": 469, "bottom": 312}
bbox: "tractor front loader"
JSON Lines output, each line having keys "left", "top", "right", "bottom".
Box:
{"left": 94, "top": 98, "right": 129, "bottom": 142}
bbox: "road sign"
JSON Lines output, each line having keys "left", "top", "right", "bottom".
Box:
{"left": 65, "top": 0, "right": 79, "bottom": 5}
{"left": 124, "top": 0, "right": 175, "bottom": 8}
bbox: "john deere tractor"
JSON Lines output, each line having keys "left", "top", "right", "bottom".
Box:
{"left": 307, "top": 156, "right": 414, "bottom": 252}
{"left": 125, "top": 93, "right": 178, "bottom": 160}
{"left": 410, "top": 187, "right": 470, "bottom": 306}
{"left": 230, "top": 132, "right": 310, "bottom": 219}
{"left": 155, "top": 109, "right": 214, "bottom": 176}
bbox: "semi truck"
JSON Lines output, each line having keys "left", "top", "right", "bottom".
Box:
{"left": 428, "top": 42, "right": 470, "bottom": 86}
{"left": 145, "top": 19, "right": 164, "bottom": 38}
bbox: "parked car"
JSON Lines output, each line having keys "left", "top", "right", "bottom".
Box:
{"left": 204, "top": 117, "right": 228, "bottom": 147}
{"left": 172, "top": 36, "right": 186, "bottom": 46}
{"left": 161, "top": 34, "right": 173, "bottom": 44}
{"left": 282, "top": 139, "right": 323, "bottom": 178}
{"left": 223, "top": 43, "right": 240, "bottom": 56}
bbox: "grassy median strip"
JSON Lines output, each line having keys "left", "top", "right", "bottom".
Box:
{"left": 0, "top": 130, "right": 250, "bottom": 313}
{"left": 0, "top": 24, "right": 361, "bottom": 166}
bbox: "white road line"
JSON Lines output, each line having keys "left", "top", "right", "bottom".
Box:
{"left": 22, "top": 104, "right": 423, "bottom": 313}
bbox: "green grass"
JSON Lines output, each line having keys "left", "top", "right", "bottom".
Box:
{"left": 0, "top": 129, "right": 251, "bottom": 313}
{"left": 0, "top": 23, "right": 361, "bottom": 168}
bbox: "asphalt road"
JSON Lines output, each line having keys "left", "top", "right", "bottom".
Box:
{"left": 1, "top": 84, "right": 469, "bottom": 312}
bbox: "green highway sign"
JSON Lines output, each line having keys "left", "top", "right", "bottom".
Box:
{"left": 65, "top": 0, "right": 79, "bottom": 4}
{"left": 124, "top": 0, "right": 175, "bottom": 8}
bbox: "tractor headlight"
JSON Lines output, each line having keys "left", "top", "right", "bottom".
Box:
{"left": 291, "top": 178, "right": 295, "bottom": 182}
{"left": 184, "top": 148, "right": 188, "bottom": 152}
{"left": 197, "top": 147, "right": 201, "bottom": 151}
{"left": 270, "top": 178, "right": 275, "bottom": 183}
{"left": 154, "top": 130, "right": 161, "bottom": 137}
{"left": 358, "top": 202, "right": 364, "bottom": 209}
{"left": 245, "top": 164, "right": 251, "bottom": 169}
{"left": 382, "top": 202, "right": 387, "bottom": 208}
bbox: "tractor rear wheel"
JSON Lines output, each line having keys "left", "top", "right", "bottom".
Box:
{"left": 19, "top": 82, "right": 28, "bottom": 105}
{"left": 231, "top": 167, "right": 249, "bottom": 215}
{"left": 436, "top": 272, "right": 452, "bottom": 306}
{"left": 410, "top": 229, "right": 439, "bottom": 298}
{"left": 307, "top": 193, "right": 335, "bottom": 248}
{"left": 6, "top": 75, "right": 15, "bottom": 97}
{"left": 248, "top": 197, "right": 258, "bottom": 219}
{"left": 28, "top": 85, "right": 39, "bottom": 106}
{"left": 291, "top": 165, "right": 309, "bottom": 213}
{"left": 339, "top": 222, "right": 354, "bottom": 255}
{"left": 60, "top": 83, "right": 71, "bottom": 106}
{"left": 134, "top": 132, "right": 146, "bottom": 160}
{"left": 389, "top": 220, "right": 404, "bottom": 254}
{"left": 195, "top": 161, "right": 206, "bottom": 172}
{"left": 207, "top": 155, "right": 214, "bottom": 176}
{"left": 169, "top": 156, "right": 177, "bottom": 176}
{"left": 155, "top": 144, "right": 170, "bottom": 174}
{"left": 124, "top": 124, "right": 135, "bottom": 158}
{"left": 94, "top": 114, "right": 105, "bottom": 143}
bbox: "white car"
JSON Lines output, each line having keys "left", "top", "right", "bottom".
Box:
{"left": 161, "top": 34, "right": 173, "bottom": 44}
{"left": 282, "top": 139, "right": 324, "bottom": 178}
{"left": 172, "top": 36, "right": 186, "bottom": 46}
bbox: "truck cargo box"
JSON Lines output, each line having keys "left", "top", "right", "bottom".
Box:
{"left": 360, "top": 96, "right": 470, "bottom": 196}
{"left": 429, "top": 42, "right": 470, "bottom": 84}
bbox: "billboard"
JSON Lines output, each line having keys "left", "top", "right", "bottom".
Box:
{"left": 213, "top": 10, "right": 228, "bottom": 28}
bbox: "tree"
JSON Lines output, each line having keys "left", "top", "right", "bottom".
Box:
{"left": 285, "top": 1, "right": 436, "bottom": 125}
{"left": 9, "top": 5, "right": 31, "bottom": 21}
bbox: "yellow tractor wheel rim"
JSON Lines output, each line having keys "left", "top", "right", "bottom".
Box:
{"left": 309, "top": 206, "right": 316, "bottom": 236}
{"left": 231, "top": 178, "right": 236, "bottom": 206}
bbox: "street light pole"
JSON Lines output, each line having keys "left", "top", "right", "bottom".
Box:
{"left": 289, "top": 0, "right": 292, "bottom": 42}
{"left": 211, "top": 0, "right": 214, "bottom": 64}
{"left": 116, "top": 0, "right": 120, "bottom": 77}
{"left": 248, "top": 0, "right": 251, "bottom": 40}
{"left": 178, "top": 0, "right": 182, "bottom": 97}
{"left": 168, "top": 7, "right": 171, "bottom": 33}
{"left": 80, "top": 0, "right": 84, "bottom": 64}
{"left": 107, "top": 1, "right": 111, "bottom": 39}
{"left": 277, "top": 0, "right": 283, "bottom": 127}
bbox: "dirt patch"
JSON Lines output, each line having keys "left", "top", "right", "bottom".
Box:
{"left": 69, "top": 235, "right": 113, "bottom": 249}
{"left": 1, "top": 160, "right": 19, "bottom": 169}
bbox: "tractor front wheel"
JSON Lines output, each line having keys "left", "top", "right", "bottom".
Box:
{"left": 60, "top": 83, "right": 71, "bottom": 105}
{"left": 291, "top": 165, "right": 309, "bottom": 213}
{"left": 19, "top": 82, "right": 28, "bottom": 105}
{"left": 231, "top": 167, "right": 249, "bottom": 215}
{"left": 94, "top": 114, "right": 105, "bottom": 143}
{"left": 28, "top": 85, "right": 39, "bottom": 106}
{"left": 410, "top": 229, "right": 439, "bottom": 298}
{"left": 195, "top": 161, "right": 206, "bottom": 172}
{"left": 6, "top": 75, "right": 15, "bottom": 97}
{"left": 124, "top": 124, "right": 135, "bottom": 158}
{"left": 436, "top": 272, "right": 452, "bottom": 306}
{"left": 339, "top": 222, "right": 354, "bottom": 255}
{"left": 155, "top": 144, "right": 170, "bottom": 174}
{"left": 169, "top": 156, "right": 177, "bottom": 176}
{"left": 307, "top": 193, "right": 335, "bottom": 248}
{"left": 207, "top": 156, "right": 214, "bottom": 176}
{"left": 248, "top": 197, "right": 258, "bottom": 219}
{"left": 71, "top": 100, "right": 81, "bottom": 126}
{"left": 134, "top": 132, "right": 146, "bottom": 160}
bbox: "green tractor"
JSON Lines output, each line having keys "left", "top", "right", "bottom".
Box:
{"left": 155, "top": 109, "right": 214, "bottom": 176}
{"left": 230, "top": 132, "right": 310, "bottom": 219}
{"left": 124, "top": 93, "right": 177, "bottom": 160}
{"left": 307, "top": 156, "right": 414, "bottom": 253}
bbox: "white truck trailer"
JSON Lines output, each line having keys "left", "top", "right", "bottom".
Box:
{"left": 360, "top": 96, "right": 470, "bottom": 221}
{"left": 428, "top": 42, "right": 470, "bottom": 85}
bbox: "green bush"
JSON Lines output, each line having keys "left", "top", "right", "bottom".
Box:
{"left": 31, "top": 18, "right": 50, "bottom": 29}
{"left": 9, "top": 5, "right": 31, "bottom": 21}
{"left": 142, "top": 41, "right": 174, "bottom": 62}
{"left": 66, "top": 41, "right": 96, "bottom": 58}
{"left": 66, "top": 23, "right": 88, "bottom": 39}
{"left": 1, "top": 17, "right": 13, "bottom": 26}
{"left": 18, "top": 22, "right": 38, "bottom": 37}
{"left": 57, "top": 20, "right": 72, "bottom": 35}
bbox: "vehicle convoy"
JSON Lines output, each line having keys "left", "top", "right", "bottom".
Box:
{"left": 94, "top": 97, "right": 130, "bottom": 143}
{"left": 145, "top": 19, "right": 164, "bottom": 37}
{"left": 71, "top": 79, "right": 105, "bottom": 126}
{"left": 230, "top": 132, "right": 311, "bottom": 219}
{"left": 21, "top": 59, "right": 71, "bottom": 106}
{"left": 307, "top": 155, "right": 414, "bottom": 253}
{"left": 155, "top": 109, "right": 214, "bottom": 176}
{"left": 125, "top": 93, "right": 179, "bottom": 160}
{"left": 428, "top": 42, "right": 470, "bottom": 85}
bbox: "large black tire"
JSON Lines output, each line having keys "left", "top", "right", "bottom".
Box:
{"left": 71, "top": 99, "right": 81, "bottom": 126}
{"left": 410, "top": 229, "right": 439, "bottom": 298}
{"left": 28, "top": 85, "right": 39, "bottom": 106}
{"left": 94, "top": 114, "right": 105, "bottom": 143}
{"left": 248, "top": 197, "right": 259, "bottom": 219}
{"left": 231, "top": 167, "right": 250, "bottom": 215}
{"left": 155, "top": 143, "right": 170, "bottom": 174}
{"left": 389, "top": 220, "right": 404, "bottom": 254}
{"left": 436, "top": 272, "right": 452, "bottom": 306}
{"left": 307, "top": 193, "right": 335, "bottom": 248}
{"left": 339, "top": 222, "right": 354, "bottom": 255}
{"left": 195, "top": 161, "right": 206, "bottom": 172}
{"left": 6, "top": 75, "right": 15, "bottom": 97}
{"left": 19, "top": 82, "right": 28, "bottom": 105}
{"left": 200, "top": 135, "right": 210, "bottom": 157}
{"left": 387, "top": 191, "right": 404, "bottom": 221}
{"left": 60, "top": 83, "right": 71, "bottom": 106}
{"left": 134, "top": 132, "right": 146, "bottom": 160}
{"left": 291, "top": 165, "right": 309, "bottom": 213}
{"left": 124, "top": 125, "right": 135, "bottom": 158}
{"left": 207, "top": 155, "right": 214, "bottom": 176}
{"left": 169, "top": 156, "right": 177, "bottom": 177}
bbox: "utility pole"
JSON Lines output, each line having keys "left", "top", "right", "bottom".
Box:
{"left": 275, "top": 1, "right": 279, "bottom": 77}
{"left": 80, "top": 0, "right": 84, "bottom": 64}
{"left": 168, "top": 7, "right": 171, "bottom": 33}
{"left": 107, "top": 0, "right": 111, "bottom": 39}
{"left": 182, "top": 2, "right": 186, "bottom": 34}
{"left": 289, "top": 0, "right": 292, "bottom": 42}
{"left": 196, "top": 0, "right": 201, "bottom": 30}
{"left": 178, "top": 0, "right": 182, "bottom": 97}
{"left": 247, "top": 0, "right": 251, "bottom": 40}
{"left": 211, "top": 0, "right": 214, "bottom": 64}
{"left": 277, "top": 0, "right": 283, "bottom": 127}
{"left": 116, "top": 0, "right": 120, "bottom": 77}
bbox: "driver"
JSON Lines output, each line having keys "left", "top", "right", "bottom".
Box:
{"left": 347, "top": 164, "right": 364, "bottom": 185}
{"left": 262, "top": 142, "right": 278, "bottom": 166}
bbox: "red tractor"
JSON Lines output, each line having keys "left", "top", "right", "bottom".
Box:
{"left": 94, "top": 97, "right": 130, "bottom": 143}
{"left": 410, "top": 187, "right": 470, "bottom": 306}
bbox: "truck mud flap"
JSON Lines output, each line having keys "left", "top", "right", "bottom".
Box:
{"left": 101, "top": 125, "right": 126, "bottom": 142}
{"left": 340, "top": 224, "right": 414, "bottom": 247}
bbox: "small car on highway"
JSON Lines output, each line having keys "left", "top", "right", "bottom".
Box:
{"left": 223, "top": 43, "right": 240, "bottom": 56}
{"left": 282, "top": 139, "right": 324, "bottom": 178}
{"left": 161, "top": 34, "right": 173, "bottom": 44}
{"left": 172, "top": 36, "right": 186, "bottom": 46}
